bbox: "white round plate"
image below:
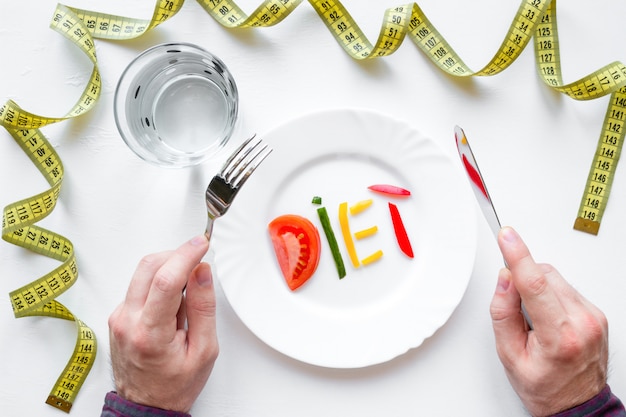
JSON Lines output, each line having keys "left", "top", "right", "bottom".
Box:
{"left": 213, "top": 108, "right": 476, "bottom": 368}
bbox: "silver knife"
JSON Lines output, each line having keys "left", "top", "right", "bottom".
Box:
{"left": 454, "top": 125, "right": 502, "bottom": 238}
{"left": 454, "top": 125, "right": 533, "bottom": 329}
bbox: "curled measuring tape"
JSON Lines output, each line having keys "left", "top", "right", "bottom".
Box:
{"left": 0, "top": 1, "right": 186, "bottom": 411}
{"left": 0, "top": 1, "right": 188, "bottom": 411}
{"left": 199, "top": 0, "right": 626, "bottom": 234}
{"left": 1, "top": 127, "right": 97, "bottom": 414}
{"left": 0, "top": 5, "right": 103, "bottom": 413}
{"left": 2, "top": 0, "right": 625, "bottom": 411}
{"left": 164, "top": 0, "right": 626, "bottom": 233}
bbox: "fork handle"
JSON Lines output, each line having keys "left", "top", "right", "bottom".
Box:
{"left": 205, "top": 218, "right": 215, "bottom": 242}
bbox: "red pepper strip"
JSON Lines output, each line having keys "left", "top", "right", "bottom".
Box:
{"left": 461, "top": 154, "right": 489, "bottom": 200}
{"left": 368, "top": 184, "right": 411, "bottom": 197}
{"left": 388, "top": 202, "right": 414, "bottom": 258}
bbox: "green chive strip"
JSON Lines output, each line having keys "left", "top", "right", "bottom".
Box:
{"left": 316, "top": 206, "right": 346, "bottom": 279}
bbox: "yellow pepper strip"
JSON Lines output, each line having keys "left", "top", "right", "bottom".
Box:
{"left": 339, "top": 202, "right": 359, "bottom": 268}
{"left": 349, "top": 198, "right": 373, "bottom": 216}
{"left": 354, "top": 225, "right": 378, "bottom": 240}
{"left": 361, "top": 250, "right": 384, "bottom": 266}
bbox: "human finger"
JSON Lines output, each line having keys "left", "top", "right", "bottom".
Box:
{"left": 490, "top": 267, "right": 528, "bottom": 365}
{"left": 185, "top": 262, "right": 218, "bottom": 361}
{"left": 497, "top": 227, "right": 566, "bottom": 336}
{"left": 143, "top": 235, "right": 209, "bottom": 327}
{"left": 123, "top": 251, "right": 172, "bottom": 309}
{"left": 177, "top": 296, "right": 186, "bottom": 330}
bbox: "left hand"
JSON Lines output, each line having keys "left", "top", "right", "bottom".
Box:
{"left": 108, "top": 235, "right": 218, "bottom": 413}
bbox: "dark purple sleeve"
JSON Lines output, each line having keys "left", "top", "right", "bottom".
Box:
{"left": 100, "top": 392, "right": 192, "bottom": 417}
{"left": 549, "top": 385, "right": 625, "bottom": 417}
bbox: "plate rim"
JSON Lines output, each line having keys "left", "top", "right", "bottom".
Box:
{"left": 213, "top": 107, "right": 477, "bottom": 368}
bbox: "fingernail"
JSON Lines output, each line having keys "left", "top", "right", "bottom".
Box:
{"left": 501, "top": 227, "right": 519, "bottom": 243}
{"left": 190, "top": 235, "right": 208, "bottom": 246}
{"left": 197, "top": 264, "right": 213, "bottom": 287}
{"left": 496, "top": 272, "right": 511, "bottom": 293}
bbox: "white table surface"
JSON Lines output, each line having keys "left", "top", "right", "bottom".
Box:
{"left": 1, "top": 1, "right": 625, "bottom": 416}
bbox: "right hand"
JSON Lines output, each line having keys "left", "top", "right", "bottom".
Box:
{"left": 490, "top": 227, "right": 609, "bottom": 416}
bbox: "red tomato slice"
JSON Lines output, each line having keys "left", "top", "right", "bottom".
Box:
{"left": 268, "top": 214, "right": 321, "bottom": 291}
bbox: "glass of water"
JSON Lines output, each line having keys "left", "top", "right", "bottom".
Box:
{"left": 114, "top": 43, "right": 239, "bottom": 168}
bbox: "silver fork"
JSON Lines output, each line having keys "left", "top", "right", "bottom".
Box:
{"left": 204, "top": 134, "right": 272, "bottom": 240}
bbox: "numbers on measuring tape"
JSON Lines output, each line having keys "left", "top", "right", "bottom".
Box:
{"left": 2, "top": 128, "right": 97, "bottom": 413}
{"left": 45, "top": 311, "right": 97, "bottom": 413}
{"left": 64, "top": 0, "right": 184, "bottom": 40}
{"left": 196, "top": 0, "right": 303, "bottom": 28}
{"left": 194, "top": 0, "right": 626, "bottom": 234}
{"left": 197, "top": 0, "right": 626, "bottom": 233}
{"left": 0, "top": 5, "right": 104, "bottom": 412}
{"left": 3, "top": 0, "right": 626, "bottom": 410}
{"left": 574, "top": 87, "right": 626, "bottom": 234}
{"left": 0, "top": 8, "right": 100, "bottom": 130}
{"left": 1, "top": 127, "right": 97, "bottom": 413}
{"left": 1, "top": 1, "right": 192, "bottom": 410}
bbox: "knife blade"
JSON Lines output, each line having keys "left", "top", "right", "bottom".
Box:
{"left": 454, "top": 125, "right": 502, "bottom": 238}
{"left": 454, "top": 125, "right": 533, "bottom": 329}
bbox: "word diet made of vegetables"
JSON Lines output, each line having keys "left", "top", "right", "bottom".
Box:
{"left": 268, "top": 184, "right": 414, "bottom": 291}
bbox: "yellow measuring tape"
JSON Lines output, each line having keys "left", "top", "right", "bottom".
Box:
{"left": 573, "top": 90, "right": 626, "bottom": 235}
{"left": 2, "top": 0, "right": 624, "bottom": 412}
{"left": 2, "top": 128, "right": 96, "bottom": 413}
{"left": 0, "top": 1, "right": 185, "bottom": 411}
{"left": 0, "top": 0, "right": 188, "bottom": 411}
{"left": 199, "top": 0, "right": 626, "bottom": 234}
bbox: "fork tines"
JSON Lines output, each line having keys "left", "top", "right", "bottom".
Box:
{"left": 220, "top": 134, "right": 272, "bottom": 189}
